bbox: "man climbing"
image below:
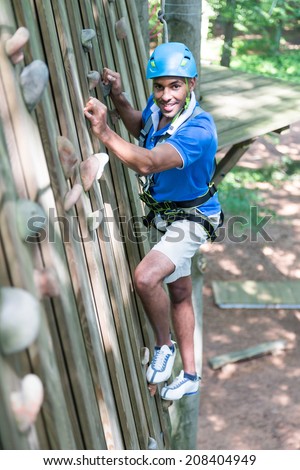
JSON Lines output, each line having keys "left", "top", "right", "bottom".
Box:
{"left": 84, "top": 42, "right": 222, "bottom": 400}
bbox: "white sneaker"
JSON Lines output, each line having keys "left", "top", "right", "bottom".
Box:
{"left": 160, "top": 370, "right": 200, "bottom": 400}
{"left": 146, "top": 342, "right": 176, "bottom": 384}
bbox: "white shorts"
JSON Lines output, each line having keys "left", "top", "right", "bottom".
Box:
{"left": 149, "top": 212, "right": 221, "bottom": 284}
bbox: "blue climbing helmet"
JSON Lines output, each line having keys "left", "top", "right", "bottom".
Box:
{"left": 146, "top": 42, "right": 198, "bottom": 79}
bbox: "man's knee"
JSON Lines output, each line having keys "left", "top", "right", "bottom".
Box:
{"left": 134, "top": 262, "right": 156, "bottom": 294}
{"left": 168, "top": 277, "right": 192, "bottom": 304}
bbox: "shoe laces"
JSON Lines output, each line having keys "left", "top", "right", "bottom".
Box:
{"left": 152, "top": 346, "right": 171, "bottom": 371}
{"left": 168, "top": 371, "right": 199, "bottom": 390}
{"left": 168, "top": 374, "right": 187, "bottom": 390}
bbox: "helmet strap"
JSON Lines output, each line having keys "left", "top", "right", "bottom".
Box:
{"left": 184, "top": 78, "right": 191, "bottom": 110}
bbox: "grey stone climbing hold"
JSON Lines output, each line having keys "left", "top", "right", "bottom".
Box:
{"left": 0, "top": 287, "right": 41, "bottom": 355}
{"left": 16, "top": 199, "right": 47, "bottom": 242}
{"left": 87, "top": 71, "right": 100, "bottom": 90}
{"left": 100, "top": 81, "right": 112, "bottom": 98}
{"left": 81, "top": 29, "right": 96, "bottom": 51}
{"left": 5, "top": 27, "right": 30, "bottom": 64}
{"left": 19, "top": 59, "right": 49, "bottom": 112}
{"left": 115, "top": 17, "right": 127, "bottom": 40}
{"left": 147, "top": 436, "right": 158, "bottom": 450}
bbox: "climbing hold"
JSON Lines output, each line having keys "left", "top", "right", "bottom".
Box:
{"left": 10, "top": 374, "right": 44, "bottom": 432}
{"left": 16, "top": 199, "right": 47, "bottom": 242}
{"left": 79, "top": 156, "right": 100, "bottom": 191}
{"left": 57, "top": 136, "right": 78, "bottom": 179}
{"left": 87, "top": 71, "right": 100, "bottom": 90}
{"left": 34, "top": 268, "right": 59, "bottom": 298}
{"left": 19, "top": 60, "right": 49, "bottom": 112}
{"left": 147, "top": 437, "right": 158, "bottom": 450}
{"left": 87, "top": 210, "right": 103, "bottom": 232}
{"left": 0, "top": 287, "right": 41, "bottom": 355}
{"left": 63, "top": 183, "right": 83, "bottom": 211}
{"left": 80, "top": 153, "right": 109, "bottom": 191}
{"left": 81, "top": 29, "right": 96, "bottom": 51}
{"left": 94, "top": 152, "right": 109, "bottom": 179}
{"left": 100, "top": 81, "right": 112, "bottom": 98}
{"left": 140, "top": 347, "right": 150, "bottom": 366}
{"left": 147, "top": 383, "right": 157, "bottom": 397}
{"left": 115, "top": 17, "right": 127, "bottom": 40}
{"left": 5, "top": 27, "right": 30, "bottom": 64}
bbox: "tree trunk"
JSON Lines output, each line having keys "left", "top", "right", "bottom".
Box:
{"left": 220, "top": 0, "right": 236, "bottom": 67}
{"left": 165, "top": 0, "right": 202, "bottom": 100}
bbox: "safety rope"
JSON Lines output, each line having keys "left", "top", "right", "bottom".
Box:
{"left": 158, "top": 0, "right": 169, "bottom": 43}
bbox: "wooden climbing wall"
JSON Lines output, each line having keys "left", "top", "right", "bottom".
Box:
{"left": 0, "top": 0, "right": 172, "bottom": 450}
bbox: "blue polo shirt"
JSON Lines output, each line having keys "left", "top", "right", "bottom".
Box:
{"left": 141, "top": 95, "right": 221, "bottom": 216}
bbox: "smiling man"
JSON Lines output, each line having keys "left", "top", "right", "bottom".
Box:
{"left": 84, "top": 42, "right": 222, "bottom": 400}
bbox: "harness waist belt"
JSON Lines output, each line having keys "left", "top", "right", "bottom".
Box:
{"left": 142, "top": 209, "right": 223, "bottom": 242}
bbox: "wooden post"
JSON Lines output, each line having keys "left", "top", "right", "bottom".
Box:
{"left": 168, "top": 250, "right": 204, "bottom": 449}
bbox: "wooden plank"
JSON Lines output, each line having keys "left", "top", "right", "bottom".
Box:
{"left": 208, "top": 340, "right": 287, "bottom": 370}
{"left": 200, "top": 74, "right": 274, "bottom": 96}
{"left": 200, "top": 66, "right": 300, "bottom": 149}
{"left": 115, "top": 0, "right": 148, "bottom": 109}
{"left": 212, "top": 280, "right": 300, "bottom": 309}
{"left": 122, "top": 0, "right": 151, "bottom": 97}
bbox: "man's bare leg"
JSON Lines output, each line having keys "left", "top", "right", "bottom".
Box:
{"left": 168, "top": 276, "right": 196, "bottom": 375}
{"left": 134, "top": 249, "right": 175, "bottom": 346}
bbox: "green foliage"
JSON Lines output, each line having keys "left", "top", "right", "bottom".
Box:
{"left": 230, "top": 50, "right": 300, "bottom": 83}
{"left": 149, "top": 0, "right": 163, "bottom": 44}
{"left": 205, "top": 1, "right": 300, "bottom": 82}
{"left": 207, "top": 0, "right": 300, "bottom": 55}
{"left": 207, "top": 0, "right": 300, "bottom": 33}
